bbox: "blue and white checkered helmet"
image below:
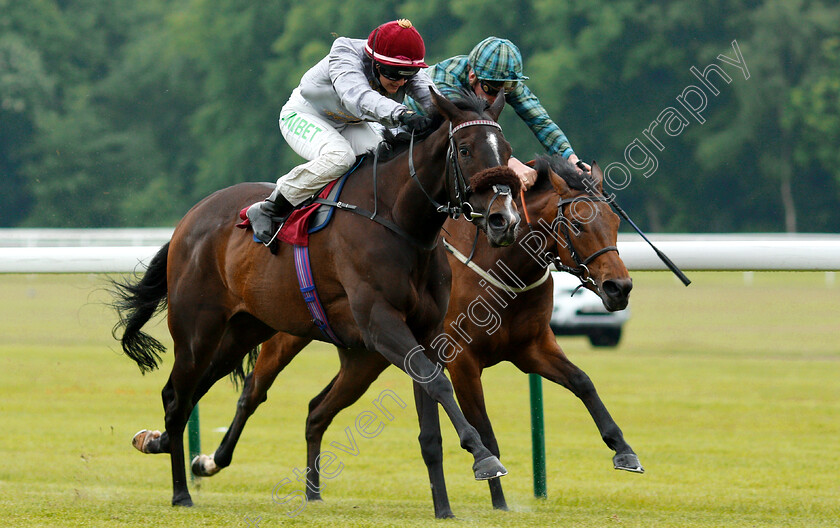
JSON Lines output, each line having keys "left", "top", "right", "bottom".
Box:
{"left": 468, "top": 37, "right": 529, "bottom": 81}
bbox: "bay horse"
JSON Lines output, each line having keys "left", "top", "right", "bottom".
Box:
{"left": 192, "top": 155, "right": 643, "bottom": 517}
{"left": 110, "top": 90, "right": 523, "bottom": 507}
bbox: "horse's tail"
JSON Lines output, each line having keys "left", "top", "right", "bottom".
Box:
{"left": 110, "top": 242, "right": 170, "bottom": 373}
{"left": 228, "top": 345, "right": 260, "bottom": 390}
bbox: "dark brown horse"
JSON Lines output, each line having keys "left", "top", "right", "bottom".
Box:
{"left": 110, "top": 90, "right": 523, "bottom": 507}
{"left": 192, "top": 155, "right": 642, "bottom": 517}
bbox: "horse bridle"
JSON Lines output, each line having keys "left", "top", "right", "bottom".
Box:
{"left": 407, "top": 119, "right": 513, "bottom": 223}
{"left": 319, "top": 119, "right": 512, "bottom": 253}
{"left": 549, "top": 194, "right": 619, "bottom": 291}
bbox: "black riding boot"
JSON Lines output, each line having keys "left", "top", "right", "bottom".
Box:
{"left": 246, "top": 188, "right": 294, "bottom": 244}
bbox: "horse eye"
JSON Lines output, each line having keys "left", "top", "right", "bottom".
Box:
{"left": 458, "top": 146, "right": 470, "bottom": 157}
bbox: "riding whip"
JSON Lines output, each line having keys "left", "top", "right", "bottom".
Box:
{"left": 606, "top": 195, "right": 691, "bottom": 286}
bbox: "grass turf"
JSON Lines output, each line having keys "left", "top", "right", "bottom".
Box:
{"left": 0, "top": 271, "right": 838, "bottom": 527}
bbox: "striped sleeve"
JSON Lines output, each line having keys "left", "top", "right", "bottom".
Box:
{"left": 507, "top": 84, "right": 573, "bottom": 157}
{"left": 404, "top": 56, "right": 472, "bottom": 114}
{"left": 405, "top": 55, "right": 575, "bottom": 157}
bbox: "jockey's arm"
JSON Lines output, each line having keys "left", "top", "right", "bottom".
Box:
{"left": 509, "top": 153, "right": 591, "bottom": 191}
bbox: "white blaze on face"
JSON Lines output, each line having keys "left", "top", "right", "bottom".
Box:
{"left": 482, "top": 129, "right": 505, "bottom": 166}
{"left": 500, "top": 191, "right": 516, "bottom": 224}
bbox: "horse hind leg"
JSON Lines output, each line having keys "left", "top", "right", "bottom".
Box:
{"left": 192, "top": 334, "right": 312, "bottom": 478}
{"left": 158, "top": 306, "right": 243, "bottom": 506}
{"left": 303, "top": 348, "right": 389, "bottom": 502}
{"left": 164, "top": 340, "right": 257, "bottom": 503}
{"left": 161, "top": 367, "right": 201, "bottom": 506}
{"left": 130, "top": 342, "right": 224, "bottom": 460}
{"left": 131, "top": 375, "right": 180, "bottom": 455}
{"left": 132, "top": 429, "right": 163, "bottom": 453}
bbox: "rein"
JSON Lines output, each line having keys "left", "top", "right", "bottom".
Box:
{"left": 315, "top": 118, "right": 507, "bottom": 252}
{"left": 313, "top": 198, "right": 437, "bottom": 251}
{"left": 515, "top": 165, "right": 608, "bottom": 293}
{"left": 446, "top": 120, "right": 504, "bottom": 221}
{"left": 314, "top": 143, "right": 436, "bottom": 251}
{"left": 445, "top": 190, "right": 614, "bottom": 296}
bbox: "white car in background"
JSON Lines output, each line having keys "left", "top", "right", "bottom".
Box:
{"left": 549, "top": 272, "right": 630, "bottom": 347}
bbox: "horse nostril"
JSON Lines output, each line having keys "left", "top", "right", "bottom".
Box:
{"left": 488, "top": 213, "right": 507, "bottom": 230}
{"left": 603, "top": 278, "right": 632, "bottom": 298}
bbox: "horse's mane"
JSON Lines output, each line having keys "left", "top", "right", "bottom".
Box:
{"left": 533, "top": 153, "right": 597, "bottom": 193}
{"left": 374, "top": 90, "right": 493, "bottom": 161}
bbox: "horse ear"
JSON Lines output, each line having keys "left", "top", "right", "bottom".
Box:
{"left": 487, "top": 91, "right": 505, "bottom": 121}
{"left": 590, "top": 161, "right": 604, "bottom": 192}
{"left": 430, "top": 88, "right": 461, "bottom": 122}
{"left": 549, "top": 166, "right": 572, "bottom": 196}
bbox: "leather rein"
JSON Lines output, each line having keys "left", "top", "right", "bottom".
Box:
{"left": 317, "top": 119, "right": 510, "bottom": 251}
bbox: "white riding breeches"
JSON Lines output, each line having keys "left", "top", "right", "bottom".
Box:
{"left": 275, "top": 104, "right": 382, "bottom": 205}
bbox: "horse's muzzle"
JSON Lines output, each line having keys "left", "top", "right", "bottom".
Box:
{"left": 485, "top": 209, "right": 521, "bottom": 247}
{"left": 600, "top": 277, "right": 632, "bottom": 311}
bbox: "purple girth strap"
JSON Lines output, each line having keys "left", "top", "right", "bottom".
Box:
{"left": 293, "top": 244, "right": 345, "bottom": 347}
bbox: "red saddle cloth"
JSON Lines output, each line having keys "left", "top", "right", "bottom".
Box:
{"left": 237, "top": 179, "right": 339, "bottom": 247}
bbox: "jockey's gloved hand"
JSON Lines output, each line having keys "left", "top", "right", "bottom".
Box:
{"left": 399, "top": 110, "right": 433, "bottom": 134}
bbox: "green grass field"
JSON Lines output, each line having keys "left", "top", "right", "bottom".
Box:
{"left": 0, "top": 271, "right": 838, "bottom": 527}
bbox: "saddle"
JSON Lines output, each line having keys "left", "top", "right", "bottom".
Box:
{"left": 237, "top": 156, "right": 364, "bottom": 247}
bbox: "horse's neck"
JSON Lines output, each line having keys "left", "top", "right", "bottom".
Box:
{"left": 386, "top": 132, "right": 451, "bottom": 245}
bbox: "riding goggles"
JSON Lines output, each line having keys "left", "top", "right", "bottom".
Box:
{"left": 377, "top": 63, "right": 420, "bottom": 81}
{"left": 480, "top": 80, "right": 519, "bottom": 97}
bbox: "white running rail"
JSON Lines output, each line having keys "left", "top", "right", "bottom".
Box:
{"left": 1, "top": 229, "right": 839, "bottom": 273}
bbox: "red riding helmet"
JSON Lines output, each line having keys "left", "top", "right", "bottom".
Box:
{"left": 365, "top": 19, "right": 428, "bottom": 68}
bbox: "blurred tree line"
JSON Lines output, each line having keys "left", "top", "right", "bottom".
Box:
{"left": 2, "top": 0, "right": 839, "bottom": 232}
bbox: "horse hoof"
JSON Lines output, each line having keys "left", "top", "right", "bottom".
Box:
{"left": 305, "top": 492, "right": 323, "bottom": 502}
{"left": 191, "top": 454, "right": 221, "bottom": 477}
{"left": 613, "top": 452, "right": 644, "bottom": 473}
{"left": 473, "top": 456, "right": 507, "bottom": 480}
{"left": 435, "top": 510, "right": 456, "bottom": 519}
{"left": 132, "top": 429, "right": 161, "bottom": 454}
{"left": 172, "top": 494, "right": 193, "bottom": 507}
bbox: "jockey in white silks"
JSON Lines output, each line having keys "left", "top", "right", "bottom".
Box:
{"left": 246, "top": 19, "right": 437, "bottom": 244}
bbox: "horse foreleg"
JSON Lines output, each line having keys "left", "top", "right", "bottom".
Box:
{"left": 192, "top": 335, "right": 312, "bottom": 477}
{"left": 304, "top": 348, "right": 388, "bottom": 501}
{"left": 413, "top": 381, "right": 454, "bottom": 519}
{"left": 512, "top": 332, "right": 644, "bottom": 473}
{"left": 448, "top": 356, "right": 508, "bottom": 511}
{"left": 355, "top": 301, "right": 506, "bottom": 481}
